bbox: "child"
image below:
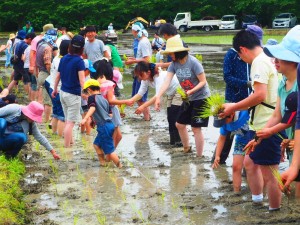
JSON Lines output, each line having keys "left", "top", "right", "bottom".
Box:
{"left": 80, "top": 59, "right": 96, "bottom": 135}
{"left": 212, "top": 110, "right": 250, "bottom": 193}
{"left": 81, "top": 79, "right": 122, "bottom": 168}
{"left": 93, "top": 59, "right": 133, "bottom": 148}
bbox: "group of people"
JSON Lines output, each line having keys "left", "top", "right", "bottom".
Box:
{"left": 1, "top": 21, "right": 300, "bottom": 212}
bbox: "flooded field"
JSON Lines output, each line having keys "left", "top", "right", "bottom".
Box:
{"left": 1, "top": 34, "right": 300, "bottom": 225}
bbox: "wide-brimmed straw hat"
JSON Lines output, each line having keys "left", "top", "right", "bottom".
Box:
{"left": 9, "top": 33, "right": 15, "bottom": 40}
{"left": 21, "top": 101, "right": 44, "bottom": 123}
{"left": 161, "top": 36, "right": 190, "bottom": 54}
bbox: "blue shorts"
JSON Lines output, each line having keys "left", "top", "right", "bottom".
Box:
{"left": 249, "top": 130, "right": 287, "bottom": 165}
{"left": 94, "top": 122, "right": 115, "bottom": 155}
{"left": 131, "top": 77, "right": 148, "bottom": 102}
{"left": 29, "top": 72, "right": 38, "bottom": 91}
{"left": 46, "top": 86, "right": 65, "bottom": 121}
{"left": 233, "top": 133, "right": 251, "bottom": 156}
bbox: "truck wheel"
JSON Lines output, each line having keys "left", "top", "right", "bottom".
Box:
{"left": 179, "top": 26, "right": 187, "bottom": 32}
{"left": 204, "top": 26, "right": 211, "bottom": 32}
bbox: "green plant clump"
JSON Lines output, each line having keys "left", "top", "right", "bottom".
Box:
{"left": 0, "top": 155, "right": 26, "bottom": 225}
{"left": 198, "top": 93, "right": 225, "bottom": 118}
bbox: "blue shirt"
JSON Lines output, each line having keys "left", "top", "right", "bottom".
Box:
{"left": 223, "top": 48, "right": 250, "bottom": 102}
{"left": 220, "top": 110, "right": 250, "bottom": 145}
{"left": 58, "top": 54, "right": 85, "bottom": 96}
{"left": 13, "top": 41, "right": 28, "bottom": 70}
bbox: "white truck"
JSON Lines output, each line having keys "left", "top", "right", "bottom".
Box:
{"left": 174, "top": 12, "right": 221, "bottom": 32}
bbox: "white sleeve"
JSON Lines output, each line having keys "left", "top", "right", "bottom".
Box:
{"left": 154, "top": 75, "right": 165, "bottom": 96}
{"left": 137, "top": 80, "right": 149, "bottom": 96}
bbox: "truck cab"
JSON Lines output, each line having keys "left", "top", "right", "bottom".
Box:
{"left": 174, "top": 12, "right": 190, "bottom": 32}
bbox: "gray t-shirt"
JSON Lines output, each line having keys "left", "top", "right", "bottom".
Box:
{"left": 88, "top": 94, "right": 112, "bottom": 125}
{"left": 168, "top": 55, "right": 210, "bottom": 101}
{"left": 136, "top": 37, "right": 152, "bottom": 60}
{"left": 83, "top": 39, "right": 105, "bottom": 63}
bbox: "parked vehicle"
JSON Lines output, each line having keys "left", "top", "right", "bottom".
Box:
{"left": 272, "top": 13, "right": 297, "bottom": 28}
{"left": 241, "top": 15, "right": 258, "bottom": 28}
{"left": 219, "top": 15, "right": 239, "bottom": 30}
{"left": 174, "top": 12, "right": 221, "bottom": 32}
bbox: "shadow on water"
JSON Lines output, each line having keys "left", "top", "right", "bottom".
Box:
{"left": 2, "top": 35, "right": 299, "bottom": 225}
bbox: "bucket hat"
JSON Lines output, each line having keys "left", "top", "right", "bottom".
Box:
{"left": 16, "top": 30, "right": 26, "bottom": 40}
{"left": 264, "top": 25, "right": 300, "bottom": 63}
{"left": 281, "top": 92, "right": 298, "bottom": 124}
{"left": 161, "top": 36, "right": 190, "bottom": 54}
{"left": 21, "top": 101, "right": 44, "bottom": 123}
{"left": 83, "top": 79, "right": 100, "bottom": 90}
{"left": 84, "top": 59, "right": 96, "bottom": 72}
{"left": 9, "top": 33, "right": 15, "bottom": 40}
{"left": 42, "top": 24, "right": 54, "bottom": 34}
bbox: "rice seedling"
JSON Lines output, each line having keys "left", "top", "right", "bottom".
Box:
{"left": 195, "top": 54, "right": 203, "bottom": 62}
{"left": 95, "top": 210, "right": 106, "bottom": 225}
{"left": 0, "top": 76, "right": 4, "bottom": 89}
{"left": 171, "top": 197, "right": 179, "bottom": 209}
{"left": 73, "top": 214, "right": 79, "bottom": 225}
{"left": 197, "top": 93, "right": 225, "bottom": 119}
{"left": 269, "top": 165, "right": 285, "bottom": 193}
{"left": 176, "top": 86, "right": 188, "bottom": 102}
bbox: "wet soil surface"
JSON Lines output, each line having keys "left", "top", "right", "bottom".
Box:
{"left": 1, "top": 39, "right": 300, "bottom": 225}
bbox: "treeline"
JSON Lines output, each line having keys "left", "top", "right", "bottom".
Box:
{"left": 0, "top": 0, "right": 298, "bottom": 31}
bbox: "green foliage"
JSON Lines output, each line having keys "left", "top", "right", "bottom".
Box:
{"left": 0, "top": 156, "right": 26, "bottom": 224}
{"left": 198, "top": 93, "right": 225, "bottom": 118}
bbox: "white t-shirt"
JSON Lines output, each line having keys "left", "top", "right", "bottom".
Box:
{"left": 138, "top": 70, "right": 179, "bottom": 97}
{"left": 46, "top": 56, "right": 61, "bottom": 90}
{"left": 136, "top": 37, "right": 152, "bottom": 60}
{"left": 250, "top": 52, "right": 278, "bottom": 130}
{"left": 23, "top": 46, "right": 31, "bottom": 69}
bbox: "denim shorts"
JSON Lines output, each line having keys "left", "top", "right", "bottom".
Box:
{"left": 233, "top": 133, "right": 251, "bottom": 156}
{"left": 131, "top": 77, "right": 148, "bottom": 102}
{"left": 249, "top": 130, "right": 287, "bottom": 165}
{"left": 49, "top": 90, "right": 65, "bottom": 121}
{"left": 93, "top": 122, "right": 115, "bottom": 155}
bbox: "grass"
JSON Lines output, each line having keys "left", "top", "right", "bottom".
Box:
{"left": 0, "top": 155, "right": 26, "bottom": 225}
{"left": 182, "top": 35, "right": 284, "bottom": 45}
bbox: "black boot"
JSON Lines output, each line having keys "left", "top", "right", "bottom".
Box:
{"left": 173, "top": 129, "right": 183, "bottom": 147}
{"left": 169, "top": 131, "right": 175, "bottom": 145}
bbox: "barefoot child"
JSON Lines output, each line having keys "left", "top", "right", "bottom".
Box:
{"left": 212, "top": 110, "right": 250, "bottom": 192}
{"left": 81, "top": 79, "right": 122, "bottom": 168}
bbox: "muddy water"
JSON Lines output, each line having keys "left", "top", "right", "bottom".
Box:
{"left": 1, "top": 37, "right": 300, "bottom": 224}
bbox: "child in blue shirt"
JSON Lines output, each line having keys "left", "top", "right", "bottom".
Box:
{"left": 212, "top": 110, "right": 250, "bottom": 193}
{"left": 81, "top": 79, "right": 122, "bottom": 168}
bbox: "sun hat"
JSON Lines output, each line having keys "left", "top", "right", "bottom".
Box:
{"left": 45, "top": 28, "right": 57, "bottom": 36}
{"left": 246, "top": 25, "right": 263, "bottom": 41}
{"left": 161, "top": 36, "right": 190, "bottom": 54}
{"left": 281, "top": 92, "right": 298, "bottom": 124}
{"left": 84, "top": 59, "right": 96, "bottom": 72}
{"left": 113, "top": 70, "right": 124, "bottom": 89}
{"left": 42, "top": 24, "right": 54, "bottom": 34}
{"left": 83, "top": 79, "right": 100, "bottom": 90}
{"left": 263, "top": 25, "right": 300, "bottom": 63}
{"left": 21, "top": 101, "right": 44, "bottom": 123}
{"left": 71, "top": 35, "right": 85, "bottom": 49}
{"left": 16, "top": 30, "right": 26, "bottom": 40}
{"left": 9, "top": 33, "right": 15, "bottom": 40}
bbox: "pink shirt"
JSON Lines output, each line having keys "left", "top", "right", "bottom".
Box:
{"left": 29, "top": 35, "right": 42, "bottom": 69}
{"left": 99, "top": 80, "right": 115, "bottom": 100}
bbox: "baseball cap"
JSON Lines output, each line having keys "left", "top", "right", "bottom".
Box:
{"left": 281, "top": 92, "right": 298, "bottom": 124}
{"left": 83, "top": 79, "right": 100, "bottom": 90}
{"left": 16, "top": 30, "right": 26, "bottom": 40}
{"left": 113, "top": 70, "right": 124, "bottom": 89}
{"left": 246, "top": 25, "right": 263, "bottom": 41}
{"left": 71, "top": 35, "right": 85, "bottom": 49}
{"left": 84, "top": 59, "right": 96, "bottom": 72}
{"left": 263, "top": 25, "right": 300, "bottom": 63}
{"left": 26, "top": 21, "right": 31, "bottom": 25}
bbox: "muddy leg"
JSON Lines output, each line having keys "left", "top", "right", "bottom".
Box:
{"left": 113, "top": 126, "right": 122, "bottom": 148}
{"left": 93, "top": 144, "right": 106, "bottom": 166}
{"left": 106, "top": 152, "right": 122, "bottom": 168}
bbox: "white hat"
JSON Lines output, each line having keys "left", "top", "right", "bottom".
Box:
{"left": 113, "top": 70, "right": 124, "bottom": 89}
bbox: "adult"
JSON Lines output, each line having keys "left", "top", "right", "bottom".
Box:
{"left": 155, "top": 36, "right": 211, "bottom": 157}
{"left": 108, "top": 23, "right": 113, "bottom": 31}
{"left": 23, "top": 21, "right": 34, "bottom": 34}
{"left": 56, "top": 27, "right": 73, "bottom": 49}
{"left": 125, "top": 22, "right": 152, "bottom": 121}
{"left": 52, "top": 35, "right": 86, "bottom": 147}
{"left": 0, "top": 101, "right": 60, "bottom": 159}
{"left": 220, "top": 29, "right": 279, "bottom": 210}
{"left": 152, "top": 32, "right": 165, "bottom": 51}
{"left": 36, "top": 29, "right": 58, "bottom": 123}
{"left": 83, "top": 26, "right": 109, "bottom": 67}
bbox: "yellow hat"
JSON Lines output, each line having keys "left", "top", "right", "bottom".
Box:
{"left": 83, "top": 79, "right": 100, "bottom": 90}
{"left": 9, "top": 33, "right": 15, "bottom": 40}
{"left": 161, "top": 36, "right": 190, "bottom": 54}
